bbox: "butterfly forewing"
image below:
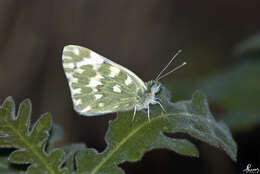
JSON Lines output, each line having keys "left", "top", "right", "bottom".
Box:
{"left": 62, "top": 45, "right": 146, "bottom": 116}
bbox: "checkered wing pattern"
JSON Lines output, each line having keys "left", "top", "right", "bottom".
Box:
{"left": 62, "top": 45, "right": 146, "bottom": 116}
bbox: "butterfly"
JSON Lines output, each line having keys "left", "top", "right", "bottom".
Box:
{"left": 62, "top": 45, "right": 186, "bottom": 121}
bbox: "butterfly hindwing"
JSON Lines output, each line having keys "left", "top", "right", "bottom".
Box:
{"left": 62, "top": 45, "right": 146, "bottom": 116}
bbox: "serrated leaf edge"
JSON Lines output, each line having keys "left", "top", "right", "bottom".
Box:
{"left": 1, "top": 97, "right": 66, "bottom": 174}
{"left": 90, "top": 112, "right": 197, "bottom": 174}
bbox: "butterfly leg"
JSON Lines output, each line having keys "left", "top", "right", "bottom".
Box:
{"left": 147, "top": 105, "right": 151, "bottom": 122}
{"left": 153, "top": 99, "right": 165, "bottom": 112}
{"left": 132, "top": 105, "right": 137, "bottom": 122}
{"left": 157, "top": 101, "right": 165, "bottom": 112}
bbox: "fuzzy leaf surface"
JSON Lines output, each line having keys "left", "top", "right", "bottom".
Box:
{"left": 76, "top": 87, "right": 237, "bottom": 174}
{"left": 0, "top": 156, "right": 25, "bottom": 174}
{"left": 0, "top": 97, "right": 68, "bottom": 174}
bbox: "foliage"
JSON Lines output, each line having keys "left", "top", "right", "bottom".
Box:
{"left": 165, "top": 59, "right": 260, "bottom": 132}
{"left": 75, "top": 87, "right": 237, "bottom": 174}
{"left": 0, "top": 87, "right": 237, "bottom": 174}
{"left": 0, "top": 97, "right": 68, "bottom": 174}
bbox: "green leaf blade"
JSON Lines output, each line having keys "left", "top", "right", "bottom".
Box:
{"left": 9, "top": 150, "right": 34, "bottom": 164}
{"left": 0, "top": 97, "right": 68, "bottom": 174}
{"left": 16, "top": 99, "right": 31, "bottom": 135}
{"left": 168, "top": 91, "right": 237, "bottom": 161}
{"left": 76, "top": 89, "right": 237, "bottom": 174}
{"left": 0, "top": 156, "right": 25, "bottom": 174}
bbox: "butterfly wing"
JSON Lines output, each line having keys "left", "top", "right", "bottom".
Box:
{"left": 62, "top": 45, "right": 146, "bottom": 116}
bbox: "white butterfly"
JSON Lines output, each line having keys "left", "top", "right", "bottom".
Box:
{"left": 62, "top": 45, "right": 186, "bottom": 121}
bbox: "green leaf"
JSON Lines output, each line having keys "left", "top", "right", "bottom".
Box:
{"left": 165, "top": 60, "right": 260, "bottom": 132}
{"left": 75, "top": 88, "right": 237, "bottom": 174}
{"left": 47, "top": 124, "right": 64, "bottom": 150}
{"left": 0, "top": 97, "right": 68, "bottom": 174}
{"left": 198, "top": 61, "right": 260, "bottom": 132}
{"left": 63, "top": 144, "right": 86, "bottom": 173}
{"left": 224, "top": 111, "right": 260, "bottom": 132}
{"left": 0, "top": 156, "right": 25, "bottom": 174}
{"left": 233, "top": 32, "right": 260, "bottom": 55}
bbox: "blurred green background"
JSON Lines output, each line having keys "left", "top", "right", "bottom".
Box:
{"left": 0, "top": 1, "right": 259, "bottom": 174}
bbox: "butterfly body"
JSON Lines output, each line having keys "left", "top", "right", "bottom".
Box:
{"left": 62, "top": 45, "right": 163, "bottom": 120}
{"left": 135, "top": 81, "right": 160, "bottom": 110}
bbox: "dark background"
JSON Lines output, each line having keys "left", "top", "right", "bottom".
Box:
{"left": 0, "top": 1, "right": 260, "bottom": 174}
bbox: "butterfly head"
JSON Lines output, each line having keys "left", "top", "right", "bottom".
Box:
{"left": 135, "top": 80, "right": 161, "bottom": 111}
{"left": 146, "top": 80, "right": 161, "bottom": 95}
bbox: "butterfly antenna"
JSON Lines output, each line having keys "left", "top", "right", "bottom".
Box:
{"left": 155, "top": 49, "right": 182, "bottom": 81}
{"left": 156, "top": 62, "right": 187, "bottom": 81}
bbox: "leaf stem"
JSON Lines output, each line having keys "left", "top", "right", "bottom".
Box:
{"left": 90, "top": 114, "right": 172, "bottom": 174}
